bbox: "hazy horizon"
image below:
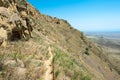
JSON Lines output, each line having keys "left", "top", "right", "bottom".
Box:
{"left": 28, "top": 0, "right": 120, "bottom": 32}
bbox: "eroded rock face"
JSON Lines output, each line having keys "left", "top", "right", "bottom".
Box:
{"left": 0, "top": 0, "right": 34, "bottom": 44}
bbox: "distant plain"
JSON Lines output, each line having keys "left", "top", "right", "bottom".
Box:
{"left": 85, "top": 31, "right": 120, "bottom": 74}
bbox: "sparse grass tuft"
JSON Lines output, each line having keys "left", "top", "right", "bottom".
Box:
{"left": 81, "top": 76, "right": 91, "bottom": 80}
{"left": 8, "top": 51, "right": 24, "bottom": 60}
{"left": 72, "top": 71, "right": 79, "bottom": 80}
{"left": 55, "top": 70, "right": 60, "bottom": 78}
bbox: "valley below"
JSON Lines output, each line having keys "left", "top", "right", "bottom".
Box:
{"left": 85, "top": 31, "right": 120, "bottom": 74}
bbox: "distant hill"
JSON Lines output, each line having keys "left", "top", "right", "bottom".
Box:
{"left": 0, "top": 0, "right": 120, "bottom": 80}
{"left": 85, "top": 31, "right": 120, "bottom": 40}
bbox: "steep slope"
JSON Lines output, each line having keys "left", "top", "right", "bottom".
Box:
{"left": 0, "top": 0, "right": 120, "bottom": 80}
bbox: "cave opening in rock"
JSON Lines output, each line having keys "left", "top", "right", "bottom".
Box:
{"left": 11, "top": 29, "right": 22, "bottom": 41}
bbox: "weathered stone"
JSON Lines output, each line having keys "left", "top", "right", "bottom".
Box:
{"left": 9, "top": 13, "right": 21, "bottom": 23}
{"left": 0, "top": 7, "right": 9, "bottom": 18}
{"left": 4, "top": 60, "right": 17, "bottom": 67}
{"left": 0, "top": 0, "right": 33, "bottom": 42}
{"left": 0, "top": 27, "right": 7, "bottom": 47}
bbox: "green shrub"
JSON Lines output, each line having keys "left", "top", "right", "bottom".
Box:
{"left": 84, "top": 48, "right": 89, "bottom": 55}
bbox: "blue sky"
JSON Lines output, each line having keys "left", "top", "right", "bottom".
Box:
{"left": 28, "top": 0, "right": 120, "bottom": 32}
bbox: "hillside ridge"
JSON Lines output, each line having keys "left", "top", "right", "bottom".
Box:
{"left": 0, "top": 0, "right": 120, "bottom": 80}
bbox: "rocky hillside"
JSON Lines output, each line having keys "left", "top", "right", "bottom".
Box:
{"left": 0, "top": 0, "right": 120, "bottom": 80}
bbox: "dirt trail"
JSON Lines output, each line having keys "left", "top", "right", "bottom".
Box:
{"left": 44, "top": 46, "right": 54, "bottom": 80}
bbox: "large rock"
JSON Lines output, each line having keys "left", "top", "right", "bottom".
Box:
{"left": 0, "top": 27, "right": 7, "bottom": 47}
{"left": 9, "top": 13, "right": 21, "bottom": 23}
{"left": 0, "top": 7, "right": 10, "bottom": 18}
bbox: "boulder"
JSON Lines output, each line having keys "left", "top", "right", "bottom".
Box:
{"left": 0, "top": 27, "right": 7, "bottom": 47}
{"left": 0, "top": 7, "right": 9, "bottom": 18}
{"left": 9, "top": 13, "right": 21, "bottom": 23}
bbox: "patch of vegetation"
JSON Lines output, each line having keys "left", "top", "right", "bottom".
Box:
{"left": 72, "top": 71, "right": 79, "bottom": 80}
{"left": 53, "top": 47, "right": 75, "bottom": 69}
{"left": 55, "top": 70, "right": 60, "bottom": 78}
{"left": 0, "top": 50, "right": 25, "bottom": 62}
{"left": 8, "top": 51, "right": 24, "bottom": 60}
{"left": 53, "top": 47, "right": 92, "bottom": 80}
{"left": 53, "top": 48, "right": 63, "bottom": 62}
{"left": 0, "top": 53, "right": 5, "bottom": 62}
{"left": 84, "top": 48, "right": 89, "bottom": 55}
{"left": 0, "top": 62, "right": 3, "bottom": 71}
{"left": 88, "top": 45, "right": 92, "bottom": 48}
{"left": 117, "top": 70, "right": 120, "bottom": 75}
{"left": 81, "top": 76, "right": 91, "bottom": 80}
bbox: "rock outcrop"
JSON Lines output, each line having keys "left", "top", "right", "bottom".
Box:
{"left": 0, "top": 0, "right": 34, "bottom": 45}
